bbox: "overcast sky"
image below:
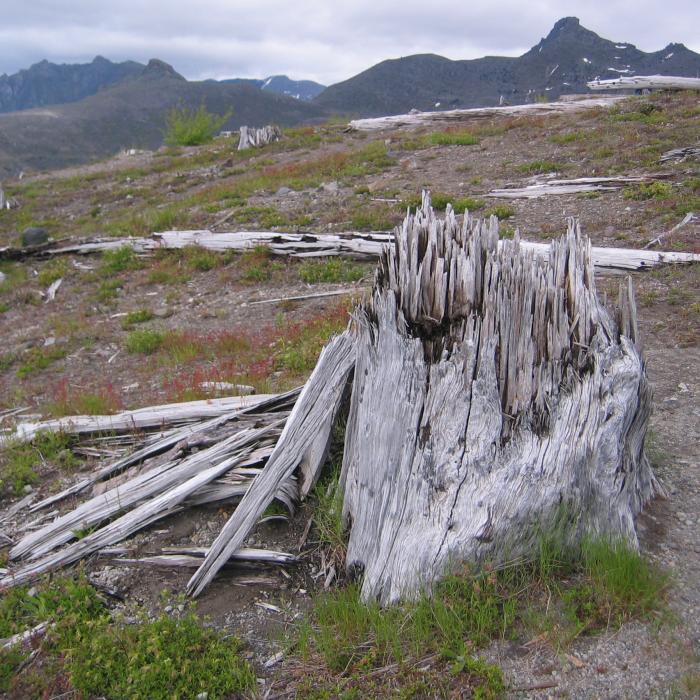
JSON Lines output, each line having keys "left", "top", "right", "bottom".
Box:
{"left": 1, "top": 1, "right": 698, "bottom": 85}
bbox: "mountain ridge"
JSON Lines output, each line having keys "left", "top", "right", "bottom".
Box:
{"left": 314, "top": 16, "right": 700, "bottom": 116}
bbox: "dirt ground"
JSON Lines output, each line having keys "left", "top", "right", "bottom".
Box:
{"left": 1, "top": 91, "right": 699, "bottom": 698}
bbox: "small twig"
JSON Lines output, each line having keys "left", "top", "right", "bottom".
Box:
{"left": 511, "top": 680, "right": 559, "bottom": 691}
{"left": 644, "top": 212, "right": 696, "bottom": 249}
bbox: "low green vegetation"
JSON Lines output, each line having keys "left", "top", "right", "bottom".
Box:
{"left": 36, "top": 258, "right": 67, "bottom": 287}
{"left": 16, "top": 344, "right": 67, "bottom": 378}
{"left": 298, "top": 258, "right": 369, "bottom": 284}
{"left": 99, "top": 246, "right": 142, "bottom": 275}
{"left": 296, "top": 530, "right": 668, "bottom": 698}
{"left": 401, "top": 192, "right": 484, "bottom": 213}
{"left": 610, "top": 103, "right": 666, "bottom": 126}
{"left": 486, "top": 204, "right": 515, "bottom": 220}
{"left": 623, "top": 181, "right": 673, "bottom": 201}
{"left": 122, "top": 308, "right": 154, "bottom": 328}
{"left": 239, "top": 244, "right": 281, "bottom": 283}
{"left": 549, "top": 131, "right": 585, "bottom": 144}
{"left": 0, "top": 430, "right": 77, "bottom": 494}
{"left": 516, "top": 160, "right": 563, "bottom": 174}
{"left": 0, "top": 577, "right": 255, "bottom": 699}
{"left": 429, "top": 130, "right": 480, "bottom": 146}
{"left": 274, "top": 309, "right": 348, "bottom": 376}
{"left": 164, "top": 104, "right": 231, "bottom": 146}
{"left": 125, "top": 328, "right": 166, "bottom": 354}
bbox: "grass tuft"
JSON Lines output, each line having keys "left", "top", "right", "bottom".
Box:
{"left": 125, "top": 329, "right": 165, "bottom": 354}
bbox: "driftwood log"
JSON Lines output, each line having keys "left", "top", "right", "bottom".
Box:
{"left": 588, "top": 75, "right": 700, "bottom": 91}
{"left": 238, "top": 125, "right": 282, "bottom": 150}
{"left": 2, "top": 229, "right": 698, "bottom": 273}
{"left": 348, "top": 97, "right": 624, "bottom": 131}
{"left": 485, "top": 175, "right": 672, "bottom": 199}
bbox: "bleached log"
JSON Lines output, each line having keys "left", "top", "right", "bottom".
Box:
{"left": 3, "top": 394, "right": 277, "bottom": 447}
{"left": 238, "top": 125, "right": 282, "bottom": 150}
{"left": 349, "top": 97, "right": 624, "bottom": 131}
{"left": 485, "top": 175, "right": 672, "bottom": 200}
{"left": 337, "top": 194, "right": 658, "bottom": 604}
{"left": 2, "top": 228, "right": 697, "bottom": 273}
{"left": 187, "top": 330, "right": 355, "bottom": 597}
{"left": 588, "top": 75, "right": 700, "bottom": 91}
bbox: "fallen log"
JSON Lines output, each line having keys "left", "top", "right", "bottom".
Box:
{"left": 2, "top": 393, "right": 278, "bottom": 446}
{"left": 588, "top": 75, "right": 700, "bottom": 91}
{"left": 348, "top": 97, "right": 624, "bottom": 131}
{"left": 238, "top": 125, "right": 282, "bottom": 150}
{"left": 485, "top": 175, "right": 672, "bottom": 199}
{"left": 2, "top": 228, "right": 698, "bottom": 273}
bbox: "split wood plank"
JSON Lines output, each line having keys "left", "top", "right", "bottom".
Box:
{"left": 187, "top": 330, "right": 355, "bottom": 597}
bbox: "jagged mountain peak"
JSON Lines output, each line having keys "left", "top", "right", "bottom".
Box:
{"left": 141, "top": 59, "right": 185, "bottom": 81}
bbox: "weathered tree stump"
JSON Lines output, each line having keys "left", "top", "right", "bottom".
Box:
{"left": 338, "top": 194, "right": 659, "bottom": 603}
{"left": 237, "top": 125, "right": 282, "bottom": 150}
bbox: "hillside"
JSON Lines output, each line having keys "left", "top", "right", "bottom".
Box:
{"left": 0, "top": 90, "right": 699, "bottom": 699}
{"left": 315, "top": 17, "right": 700, "bottom": 115}
{"left": 0, "top": 56, "right": 144, "bottom": 113}
{"left": 0, "top": 60, "right": 328, "bottom": 176}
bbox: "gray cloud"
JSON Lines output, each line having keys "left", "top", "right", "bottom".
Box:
{"left": 1, "top": 1, "right": 698, "bottom": 84}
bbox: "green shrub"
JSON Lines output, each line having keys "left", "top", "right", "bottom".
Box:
{"left": 122, "top": 308, "right": 154, "bottom": 328}
{"left": 0, "top": 431, "right": 76, "bottom": 493}
{"left": 100, "top": 246, "right": 141, "bottom": 275}
{"left": 298, "top": 258, "right": 368, "bottom": 284}
{"left": 16, "top": 345, "right": 67, "bottom": 378}
{"left": 486, "top": 204, "right": 515, "bottom": 219}
{"left": 623, "top": 181, "right": 673, "bottom": 200}
{"left": 401, "top": 192, "right": 484, "bottom": 212}
{"left": 164, "top": 104, "right": 230, "bottom": 146}
{"left": 429, "top": 131, "right": 480, "bottom": 146}
{"left": 549, "top": 131, "right": 585, "bottom": 144}
{"left": 0, "top": 577, "right": 254, "bottom": 699}
{"left": 125, "top": 329, "right": 165, "bottom": 354}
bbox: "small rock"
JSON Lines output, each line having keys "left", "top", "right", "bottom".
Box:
{"left": 276, "top": 186, "right": 292, "bottom": 196}
{"left": 196, "top": 694, "right": 208, "bottom": 700}
{"left": 164, "top": 605, "right": 173, "bottom": 613}
{"left": 43, "top": 337, "right": 56, "bottom": 347}
{"left": 27, "top": 587, "right": 37, "bottom": 597}
{"left": 21, "top": 227, "right": 49, "bottom": 247}
{"left": 0, "top": 271, "right": 6, "bottom": 284}
{"left": 23, "top": 484, "right": 33, "bottom": 494}
{"left": 321, "top": 181, "right": 339, "bottom": 194}
{"left": 153, "top": 307, "right": 172, "bottom": 319}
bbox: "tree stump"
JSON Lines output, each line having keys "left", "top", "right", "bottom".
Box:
{"left": 338, "top": 194, "right": 659, "bottom": 604}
